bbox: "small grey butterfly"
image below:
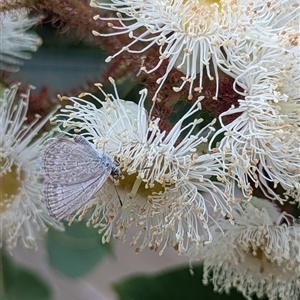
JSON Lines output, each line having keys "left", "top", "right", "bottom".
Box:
{"left": 42, "top": 135, "right": 120, "bottom": 221}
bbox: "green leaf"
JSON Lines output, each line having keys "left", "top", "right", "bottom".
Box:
{"left": 1, "top": 253, "right": 52, "bottom": 300}
{"left": 113, "top": 264, "right": 267, "bottom": 300}
{"left": 46, "top": 220, "right": 112, "bottom": 278}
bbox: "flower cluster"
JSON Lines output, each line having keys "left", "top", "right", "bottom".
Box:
{"left": 87, "top": 0, "right": 300, "bottom": 297}
{"left": 192, "top": 197, "right": 300, "bottom": 300}
{"left": 0, "top": 9, "right": 42, "bottom": 72}
{"left": 1, "top": 0, "right": 298, "bottom": 298}
{"left": 91, "top": 0, "right": 299, "bottom": 100}
{"left": 210, "top": 47, "right": 300, "bottom": 202}
{"left": 91, "top": 0, "right": 300, "bottom": 199}
{"left": 0, "top": 85, "right": 62, "bottom": 252}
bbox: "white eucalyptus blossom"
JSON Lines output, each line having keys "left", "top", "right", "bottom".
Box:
{"left": 0, "top": 85, "right": 62, "bottom": 252}
{"left": 51, "top": 77, "right": 237, "bottom": 254}
{"left": 0, "top": 9, "right": 42, "bottom": 72}
{"left": 90, "top": 0, "right": 299, "bottom": 100}
{"left": 210, "top": 46, "right": 300, "bottom": 202}
{"left": 193, "top": 197, "right": 300, "bottom": 300}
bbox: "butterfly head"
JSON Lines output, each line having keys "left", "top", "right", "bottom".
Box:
{"left": 111, "top": 165, "right": 121, "bottom": 177}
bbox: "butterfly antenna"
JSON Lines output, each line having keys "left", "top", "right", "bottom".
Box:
{"left": 113, "top": 181, "right": 123, "bottom": 206}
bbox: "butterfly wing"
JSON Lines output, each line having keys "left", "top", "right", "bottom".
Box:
{"left": 44, "top": 168, "right": 111, "bottom": 221}
{"left": 42, "top": 136, "right": 107, "bottom": 185}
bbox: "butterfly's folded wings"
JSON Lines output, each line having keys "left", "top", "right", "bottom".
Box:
{"left": 42, "top": 136, "right": 112, "bottom": 220}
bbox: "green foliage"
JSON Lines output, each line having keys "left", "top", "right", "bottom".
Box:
{"left": 46, "top": 220, "right": 112, "bottom": 278}
{"left": 1, "top": 253, "right": 52, "bottom": 300}
{"left": 113, "top": 264, "right": 266, "bottom": 300}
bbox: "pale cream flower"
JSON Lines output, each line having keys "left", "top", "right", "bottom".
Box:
{"left": 90, "top": 0, "right": 299, "bottom": 100}
{"left": 0, "top": 85, "right": 62, "bottom": 252}
{"left": 0, "top": 9, "right": 42, "bottom": 72}
{"left": 51, "top": 77, "right": 237, "bottom": 254}
{"left": 210, "top": 46, "right": 300, "bottom": 202}
{"left": 224, "top": 0, "right": 299, "bottom": 74}
{"left": 194, "top": 197, "right": 300, "bottom": 300}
